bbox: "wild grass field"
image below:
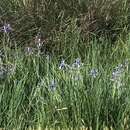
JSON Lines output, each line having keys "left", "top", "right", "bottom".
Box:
{"left": 0, "top": 0, "right": 130, "bottom": 130}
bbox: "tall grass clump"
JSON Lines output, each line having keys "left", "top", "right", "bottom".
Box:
{"left": 0, "top": 0, "right": 130, "bottom": 130}
{"left": 0, "top": 31, "right": 130, "bottom": 129}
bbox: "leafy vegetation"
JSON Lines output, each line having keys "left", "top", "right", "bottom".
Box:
{"left": 0, "top": 0, "right": 130, "bottom": 130}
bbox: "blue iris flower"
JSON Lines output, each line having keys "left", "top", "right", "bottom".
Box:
{"left": 1, "top": 24, "right": 13, "bottom": 33}
{"left": 90, "top": 68, "right": 98, "bottom": 78}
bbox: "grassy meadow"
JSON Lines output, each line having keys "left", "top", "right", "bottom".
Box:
{"left": 0, "top": 0, "right": 130, "bottom": 130}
